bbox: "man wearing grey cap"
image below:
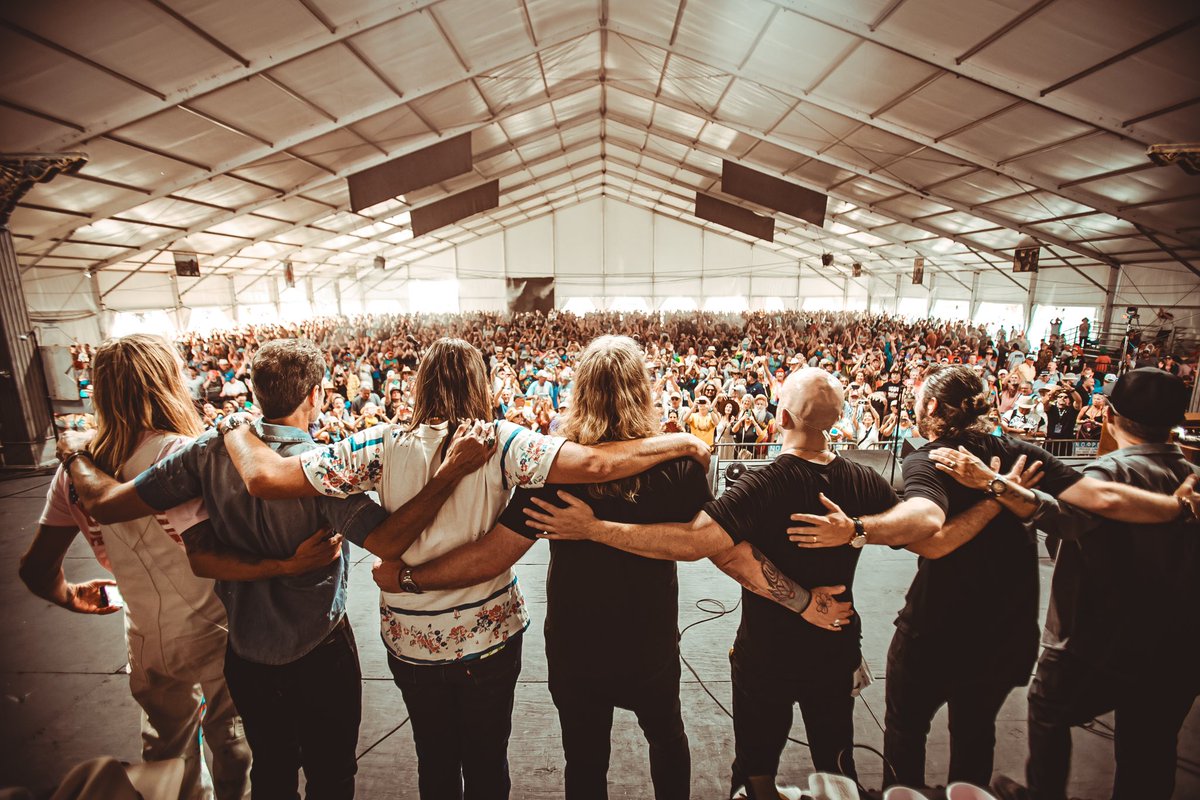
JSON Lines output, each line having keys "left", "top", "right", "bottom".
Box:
{"left": 935, "top": 368, "right": 1200, "bottom": 800}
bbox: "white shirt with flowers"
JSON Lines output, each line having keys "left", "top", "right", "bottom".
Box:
{"left": 299, "top": 420, "right": 563, "bottom": 664}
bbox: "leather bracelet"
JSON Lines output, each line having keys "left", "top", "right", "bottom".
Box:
{"left": 62, "top": 449, "right": 93, "bottom": 472}
{"left": 1178, "top": 495, "right": 1195, "bottom": 522}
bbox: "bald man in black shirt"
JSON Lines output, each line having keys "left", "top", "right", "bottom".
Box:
{"left": 528, "top": 368, "right": 896, "bottom": 797}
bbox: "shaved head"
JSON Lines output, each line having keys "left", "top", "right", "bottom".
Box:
{"left": 778, "top": 367, "right": 843, "bottom": 433}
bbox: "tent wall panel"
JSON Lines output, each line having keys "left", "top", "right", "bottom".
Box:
{"left": 555, "top": 199, "right": 604, "bottom": 276}
{"left": 233, "top": 274, "right": 275, "bottom": 305}
{"left": 505, "top": 215, "right": 554, "bottom": 277}
{"left": 652, "top": 216, "right": 703, "bottom": 276}
{"left": 457, "top": 233, "right": 505, "bottom": 277}
{"left": 98, "top": 271, "right": 175, "bottom": 311}
{"left": 603, "top": 198, "right": 653, "bottom": 278}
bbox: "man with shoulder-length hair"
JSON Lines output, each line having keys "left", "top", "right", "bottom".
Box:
{"left": 56, "top": 338, "right": 499, "bottom": 800}
{"left": 213, "top": 337, "right": 713, "bottom": 800}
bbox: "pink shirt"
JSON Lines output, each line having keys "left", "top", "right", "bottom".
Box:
{"left": 39, "top": 434, "right": 209, "bottom": 571}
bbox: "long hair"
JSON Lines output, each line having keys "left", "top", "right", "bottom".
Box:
{"left": 90, "top": 334, "right": 202, "bottom": 476}
{"left": 408, "top": 338, "right": 491, "bottom": 431}
{"left": 919, "top": 364, "right": 991, "bottom": 439}
{"left": 557, "top": 336, "right": 661, "bottom": 501}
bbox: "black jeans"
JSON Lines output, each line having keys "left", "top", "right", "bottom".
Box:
{"left": 388, "top": 634, "right": 523, "bottom": 800}
{"left": 222, "top": 618, "right": 362, "bottom": 800}
{"left": 1027, "top": 649, "right": 1198, "bottom": 800}
{"left": 883, "top": 629, "right": 1016, "bottom": 789}
{"left": 729, "top": 645, "right": 857, "bottom": 796}
{"left": 548, "top": 657, "right": 690, "bottom": 800}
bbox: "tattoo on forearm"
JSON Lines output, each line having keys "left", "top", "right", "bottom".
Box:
{"left": 751, "top": 545, "right": 809, "bottom": 612}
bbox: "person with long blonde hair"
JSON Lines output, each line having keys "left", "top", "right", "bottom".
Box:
{"left": 20, "top": 333, "right": 252, "bottom": 800}
{"left": 389, "top": 336, "right": 848, "bottom": 800}
{"left": 208, "top": 336, "right": 709, "bottom": 800}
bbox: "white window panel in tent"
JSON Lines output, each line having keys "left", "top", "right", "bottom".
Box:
{"left": 754, "top": 297, "right": 789, "bottom": 312}
{"left": 975, "top": 303, "right": 1028, "bottom": 333}
{"left": 895, "top": 296, "right": 929, "bottom": 319}
{"left": 802, "top": 297, "right": 845, "bottom": 312}
{"left": 1030, "top": 305, "right": 1098, "bottom": 345}
{"left": 560, "top": 297, "right": 599, "bottom": 314}
{"left": 608, "top": 296, "right": 650, "bottom": 313}
{"left": 188, "top": 307, "right": 237, "bottom": 334}
{"left": 409, "top": 280, "right": 460, "bottom": 313}
{"left": 22, "top": 268, "right": 97, "bottom": 317}
{"left": 110, "top": 310, "right": 178, "bottom": 338}
{"left": 703, "top": 296, "right": 749, "bottom": 313}
{"left": 658, "top": 296, "right": 699, "bottom": 312}
{"left": 931, "top": 300, "right": 971, "bottom": 321}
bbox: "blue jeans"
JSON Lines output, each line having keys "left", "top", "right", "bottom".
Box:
{"left": 388, "top": 634, "right": 523, "bottom": 800}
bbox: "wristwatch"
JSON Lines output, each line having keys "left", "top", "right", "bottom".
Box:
{"left": 217, "top": 413, "right": 252, "bottom": 436}
{"left": 1177, "top": 495, "right": 1196, "bottom": 522}
{"left": 399, "top": 566, "right": 423, "bottom": 594}
{"left": 849, "top": 517, "right": 868, "bottom": 549}
{"left": 986, "top": 476, "right": 1009, "bottom": 499}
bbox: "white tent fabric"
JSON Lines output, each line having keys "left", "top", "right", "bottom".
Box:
{"left": 3, "top": 0, "right": 1198, "bottom": 337}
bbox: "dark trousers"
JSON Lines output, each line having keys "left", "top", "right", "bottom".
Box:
{"left": 548, "top": 657, "right": 690, "bottom": 800}
{"left": 1027, "top": 649, "right": 1198, "bottom": 800}
{"left": 729, "top": 646, "right": 857, "bottom": 796}
{"left": 222, "top": 618, "right": 362, "bottom": 800}
{"left": 387, "top": 635, "right": 523, "bottom": 800}
{"left": 883, "top": 630, "right": 1016, "bottom": 789}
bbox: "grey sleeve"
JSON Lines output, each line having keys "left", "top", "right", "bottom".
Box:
{"left": 1029, "top": 461, "right": 1115, "bottom": 542}
{"left": 316, "top": 493, "right": 390, "bottom": 548}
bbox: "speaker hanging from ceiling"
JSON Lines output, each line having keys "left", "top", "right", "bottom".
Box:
{"left": 721, "top": 160, "right": 828, "bottom": 226}
{"left": 912, "top": 257, "right": 924, "bottom": 285}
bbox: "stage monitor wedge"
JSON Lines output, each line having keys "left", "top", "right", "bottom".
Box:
{"left": 410, "top": 180, "right": 500, "bottom": 237}
{"left": 721, "top": 160, "right": 828, "bottom": 226}
{"left": 694, "top": 193, "right": 775, "bottom": 242}
{"left": 347, "top": 133, "right": 473, "bottom": 212}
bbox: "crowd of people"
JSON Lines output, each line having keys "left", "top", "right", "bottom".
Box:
{"left": 21, "top": 310, "right": 1200, "bottom": 800}
{"left": 61, "top": 311, "right": 1199, "bottom": 460}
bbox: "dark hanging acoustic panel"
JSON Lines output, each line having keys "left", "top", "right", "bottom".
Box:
{"left": 410, "top": 180, "right": 500, "bottom": 237}
{"left": 347, "top": 133, "right": 473, "bottom": 212}
{"left": 694, "top": 193, "right": 775, "bottom": 242}
{"left": 721, "top": 160, "right": 827, "bottom": 226}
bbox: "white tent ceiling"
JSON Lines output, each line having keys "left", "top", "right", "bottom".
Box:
{"left": 3, "top": 0, "right": 1199, "bottom": 296}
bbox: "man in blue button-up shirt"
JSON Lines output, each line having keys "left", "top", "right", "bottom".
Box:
{"left": 60, "top": 339, "right": 496, "bottom": 800}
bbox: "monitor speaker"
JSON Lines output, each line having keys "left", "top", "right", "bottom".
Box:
{"left": 840, "top": 448, "right": 903, "bottom": 494}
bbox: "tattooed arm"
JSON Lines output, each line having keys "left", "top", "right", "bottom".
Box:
{"left": 181, "top": 522, "right": 343, "bottom": 581}
{"left": 709, "top": 542, "right": 854, "bottom": 631}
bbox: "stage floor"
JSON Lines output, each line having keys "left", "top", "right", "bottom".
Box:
{"left": 1, "top": 471, "right": 1197, "bottom": 798}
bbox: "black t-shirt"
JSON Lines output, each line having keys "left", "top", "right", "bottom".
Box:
{"left": 881, "top": 380, "right": 904, "bottom": 405}
{"left": 897, "top": 432, "right": 1082, "bottom": 678}
{"left": 499, "top": 457, "right": 712, "bottom": 678}
{"left": 704, "top": 454, "right": 898, "bottom": 670}
{"left": 1045, "top": 406, "right": 1077, "bottom": 439}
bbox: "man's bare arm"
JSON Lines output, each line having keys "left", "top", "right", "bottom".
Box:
{"left": 19, "top": 524, "right": 120, "bottom": 614}
{"left": 527, "top": 495, "right": 732, "bottom": 561}
{"left": 375, "top": 524, "right": 536, "bottom": 593}
{"left": 63, "top": 456, "right": 156, "bottom": 524}
{"left": 1058, "top": 475, "right": 1192, "bottom": 523}
{"left": 708, "top": 541, "right": 810, "bottom": 613}
{"left": 546, "top": 434, "right": 709, "bottom": 484}
{"left": 906, "top": 499, "right": 1003, "bottom": 559}
{"left": 788, "top": 494, "right": 945, "bottom": 549}
{"left": 182, "top": 523, "right": 341, "bottom": 581}
{"left": 222, "top": 424, "right": 318, "bottom": 499}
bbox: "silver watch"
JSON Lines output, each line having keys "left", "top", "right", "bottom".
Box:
{"left": 986, "top": 476, "right": 1009, "bottom": 498}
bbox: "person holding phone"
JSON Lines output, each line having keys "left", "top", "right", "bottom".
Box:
{"left": 21, "top": 334, "right": 254, "bottom": 800}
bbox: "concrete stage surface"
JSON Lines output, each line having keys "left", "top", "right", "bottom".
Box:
{"left": 1, "top": 471, "right": 1197, "bottom": 798}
